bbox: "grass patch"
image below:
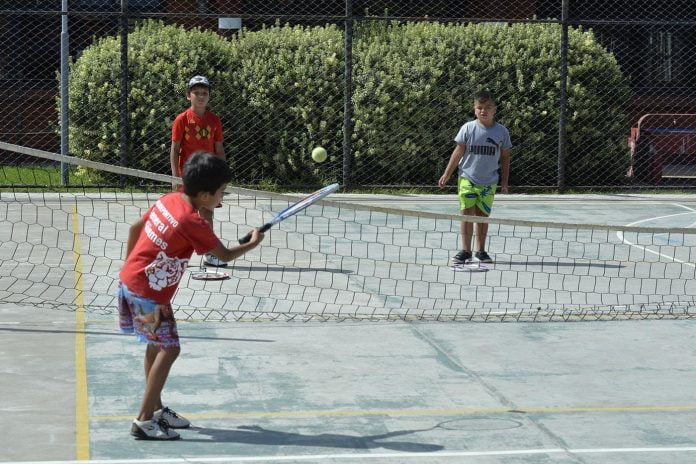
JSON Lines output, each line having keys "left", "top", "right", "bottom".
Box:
{"left": 0, "top": 165, "right": 66, "bottom": 186}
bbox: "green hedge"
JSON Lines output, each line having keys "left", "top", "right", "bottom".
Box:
{"left": 224, "top": 23, "right": 344, "bottom": 185}
{"left": 351, "top": 21, "right": 631, "bottom": 185}
{"left": 65, "top": 20, "right": 631, "bottom": 187}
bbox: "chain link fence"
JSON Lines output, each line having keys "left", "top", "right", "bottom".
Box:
{"left": 1, "top": 1, "right": 695, "bottom": 190}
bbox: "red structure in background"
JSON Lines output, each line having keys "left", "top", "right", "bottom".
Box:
{"left": 628, "top": 113, "right": 696, "bottom": 183}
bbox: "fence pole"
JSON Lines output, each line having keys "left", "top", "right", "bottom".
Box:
{"left": 60, "top": 0, "right": 69, "bottom": 185}
{"left": 342, "top": 0, "right": 354, "bottom": 188}
{"left": 119, "top": 0, "right": 130, "bottom": 184}
{"left": 557, "top": 0, "right": 569, "bottom": 191}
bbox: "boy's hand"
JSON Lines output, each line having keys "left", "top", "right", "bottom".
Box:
{"left": 247, "top": 228, "right": 265, "bottom": 246}
{"left": 438, "top": 174, "right": 450, "bottom": 188}
{"left": 172, "top": 182, "right": 180, "bottom": 191}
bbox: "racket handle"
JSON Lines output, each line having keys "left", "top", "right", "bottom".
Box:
{"left": 238, "top": 223, "right": 272, "bottom": 244}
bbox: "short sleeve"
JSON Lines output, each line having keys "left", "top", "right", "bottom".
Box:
{"left": 214, "top": 115, "right": 224, "bottom": 143}
{"left": 171, "top": 113, "right": 185, "bottom": 142}
{"left": 180, "top": 215, "right": 222, "bottom": 255}
{"left": 454, "top": 124, "right": 469, "bottom": 146}
{"left": 502, "top": 128, "right": 513, "bottom": 150}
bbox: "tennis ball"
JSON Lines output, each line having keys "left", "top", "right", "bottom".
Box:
{"left": 311, "top": 146, "right": 327, "bottom": 163}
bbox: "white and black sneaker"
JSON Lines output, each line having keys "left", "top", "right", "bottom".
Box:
{"left": 204, "top": 253, "right": 227, "bottom": 267}
{"left": 153, "top": 407, "right": 191, "bottom": 429}
{"left": 130, "top": 418, "right": 180, "bottom": 440}
{"left": 451, "top": 250, "right": 472, "bottom": 264}
{"left": 474, "top": 251, "right": 493, "bottom": 264}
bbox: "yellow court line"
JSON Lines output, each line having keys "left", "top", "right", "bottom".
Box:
{"left": 72, "top": 205, "right": 90, "bottom": 460}
{"left": 92, "top": 404, "right": 696, "bottom": 423}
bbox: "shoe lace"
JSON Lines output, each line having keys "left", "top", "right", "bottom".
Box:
{"left": 162, "top": 407, "right": 180, "bottom": 418}
{"left": 156, "top": 418, "right": 172, "bottom": 433}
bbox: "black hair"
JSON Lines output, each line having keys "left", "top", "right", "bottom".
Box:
{"left": 182, "top": 152, "right": 232, "bottom": 196}
{"left": 473, "top": 90, "right": 496, "bottom": 105}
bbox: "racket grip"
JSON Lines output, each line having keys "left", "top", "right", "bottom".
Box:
{"left": 238, "top": 223, "right": 272, "bottom": 244}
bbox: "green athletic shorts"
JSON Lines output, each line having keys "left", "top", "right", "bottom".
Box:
{"left": 458, "top": 177, "right": 497, "bottom": 215}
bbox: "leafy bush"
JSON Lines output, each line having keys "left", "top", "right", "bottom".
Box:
{"left": 66, "top": 20, "right": 630, "bottom": 187}
{"left": 351, "top": 21, "right": 631, "bottom": 186}
{"left": 224, "top": 24, "right": 344, "bottom": 185}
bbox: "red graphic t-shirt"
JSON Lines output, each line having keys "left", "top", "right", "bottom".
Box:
{"left": 171, "top": 108, "right": 224, "bottom": 175}
{"left": 120, "top": 193, "right": 221, "bottom": 304}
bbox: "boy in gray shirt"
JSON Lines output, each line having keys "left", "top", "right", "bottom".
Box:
{"left": 438, "top": 91, "right": 512, "bottom": 264}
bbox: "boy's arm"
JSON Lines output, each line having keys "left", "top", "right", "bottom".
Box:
{"left": 125, "top": 217, "right": 146, "bottom": 259}
{"left": 438, "top": 144, "right": 465, "bottom": 188}
{"left": 500, "top": 148, "right": 511, "bottom": 194}
{"left": 170, "top": 141, "right": 181, "bottom": 190}
{"left": 214, "top": 141, "right": 225, "bottom": 160}
{"left": 208, "top": 228, "right": 264, "bottom": 262}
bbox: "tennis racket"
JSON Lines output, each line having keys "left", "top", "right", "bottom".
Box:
{"left": 238, "top": 183, "right": 340, "bottom": 244}
{"left": 450, "top": 263, "right": 489, "bottom": 272}
{"left": 190, "top": 269, "right": 230, "bottom": 280}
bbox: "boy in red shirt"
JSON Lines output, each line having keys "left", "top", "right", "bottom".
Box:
{"left": 170, "top": 75, "right": 227, "bottom": 267}
{"left": 119, "top": 152, "right": 264, "bottom": 440}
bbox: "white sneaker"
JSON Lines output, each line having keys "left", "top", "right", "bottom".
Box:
{"left": 153, "top": 406, "right": 191, "bottom": 429}
{"left": 204, "top": 253, "right": 227, "bottom": 267}
{"left": 130, "top": 418, "right": 180, "bottom": 440}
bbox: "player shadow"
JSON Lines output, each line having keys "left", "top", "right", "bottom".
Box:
{"left": 492, "top": 260, "right": 624, "bottom": 268}
{"left": 230, "top": 265, "right": 352, "bottom": 274}
{"left": 185, "top": 424, "right": 444, "bottom": 452}
{"left": 0, "top": 326, "right": 273, "bottom": 343}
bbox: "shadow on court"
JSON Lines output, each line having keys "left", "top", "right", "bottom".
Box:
{"left": 0, "top": 326, "right": 274, "bottom": 343}
{"left": 187, "top": 424, "right": 445, "bottom": 452}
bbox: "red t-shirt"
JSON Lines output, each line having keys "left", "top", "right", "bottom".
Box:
{"left": 171, "top": 108, "right": 224, "bottom": 175}
{"left": 120, "top": 193, "right": 221, "bottom": 304}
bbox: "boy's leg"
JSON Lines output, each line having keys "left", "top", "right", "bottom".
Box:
{"left": 138, "top": 345, "right": 180, "bottom": 421}
{"left": 144, "top": 344, "right": 166, "bottom": 412}
{"left": 454, "top": 178, "right": 482, "bottom": 264}
{"left": 472, "top": 184, "right": 496, "bottom": 263}
{"left": 473, "top": 208, "right": 489, "bottom": 252}
{"left": 460, "top": 206, "right": 478, "bottom": 251}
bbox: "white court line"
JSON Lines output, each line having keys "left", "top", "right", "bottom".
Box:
{"left": 7, "top": 446, "right": 696, "bottom": 464}
{"left": 673, "top": 203, "right": 696, "bottom": 228}
{"left": 616, "top": 209, "right": 696, "bottom": 268}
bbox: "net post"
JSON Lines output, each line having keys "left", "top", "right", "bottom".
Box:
{"left": 60, "top": 0, "right": 70, "bottom": 186}
{"left": 119, "top": 0, "right": 130, "bottom": 187}
{"left": 342, "top": 0, "right": 354, "bottom": 188}
{"left": 557, "top": 0, "right": 570, "bottom": 192}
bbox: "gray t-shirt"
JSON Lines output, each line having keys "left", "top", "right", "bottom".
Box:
{"left": 454, "top": 120, "right": 512, "bottom": 185}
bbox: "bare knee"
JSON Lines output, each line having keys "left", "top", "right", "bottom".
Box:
{"left": 167, "top": 346, "right": 181, "bottom": 359}
{"left": 474, "top": 207, "right": 489, "bottom": 217}
{"left": 462, "top": 206, "right": 477, "bottom": 216}
{"left": 159, "top": 345, "right": 180, "bottom": 362}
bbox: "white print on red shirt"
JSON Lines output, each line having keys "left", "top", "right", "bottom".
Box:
{"left": 145, "top": 250, "right": 188, "bottom": 291}
{"left": 143, "top": 200, "right": 180, "bottom": 251}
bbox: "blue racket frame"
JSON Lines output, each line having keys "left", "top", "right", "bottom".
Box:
{"left": 238, "top": 183, "right": 340, "bottom": 244}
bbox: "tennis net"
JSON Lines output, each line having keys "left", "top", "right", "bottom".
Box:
{"left": 1, "top": 141, "right": 695, "bottom": 322}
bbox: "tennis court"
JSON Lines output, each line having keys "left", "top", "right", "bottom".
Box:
{"left": 2, "top": 189, "right": 696, "bottom": 464}
{"left": 3, "top": 0, "right": 696, "bottom": 460}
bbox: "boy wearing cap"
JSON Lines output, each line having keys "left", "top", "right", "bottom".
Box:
{"left": 170, "top": 75, "right": 227, "bottom": 267}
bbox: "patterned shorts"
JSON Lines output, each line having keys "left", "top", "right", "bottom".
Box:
{"left": 458, "top": 177, "right": 497, "bottom": 215}
{"left": 117, "top": 282, "right": 180, "bottom": 348}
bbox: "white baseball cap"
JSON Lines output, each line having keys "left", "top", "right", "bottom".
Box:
{"left": 187, "top": 75, "right": 210, "bottom": 90}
